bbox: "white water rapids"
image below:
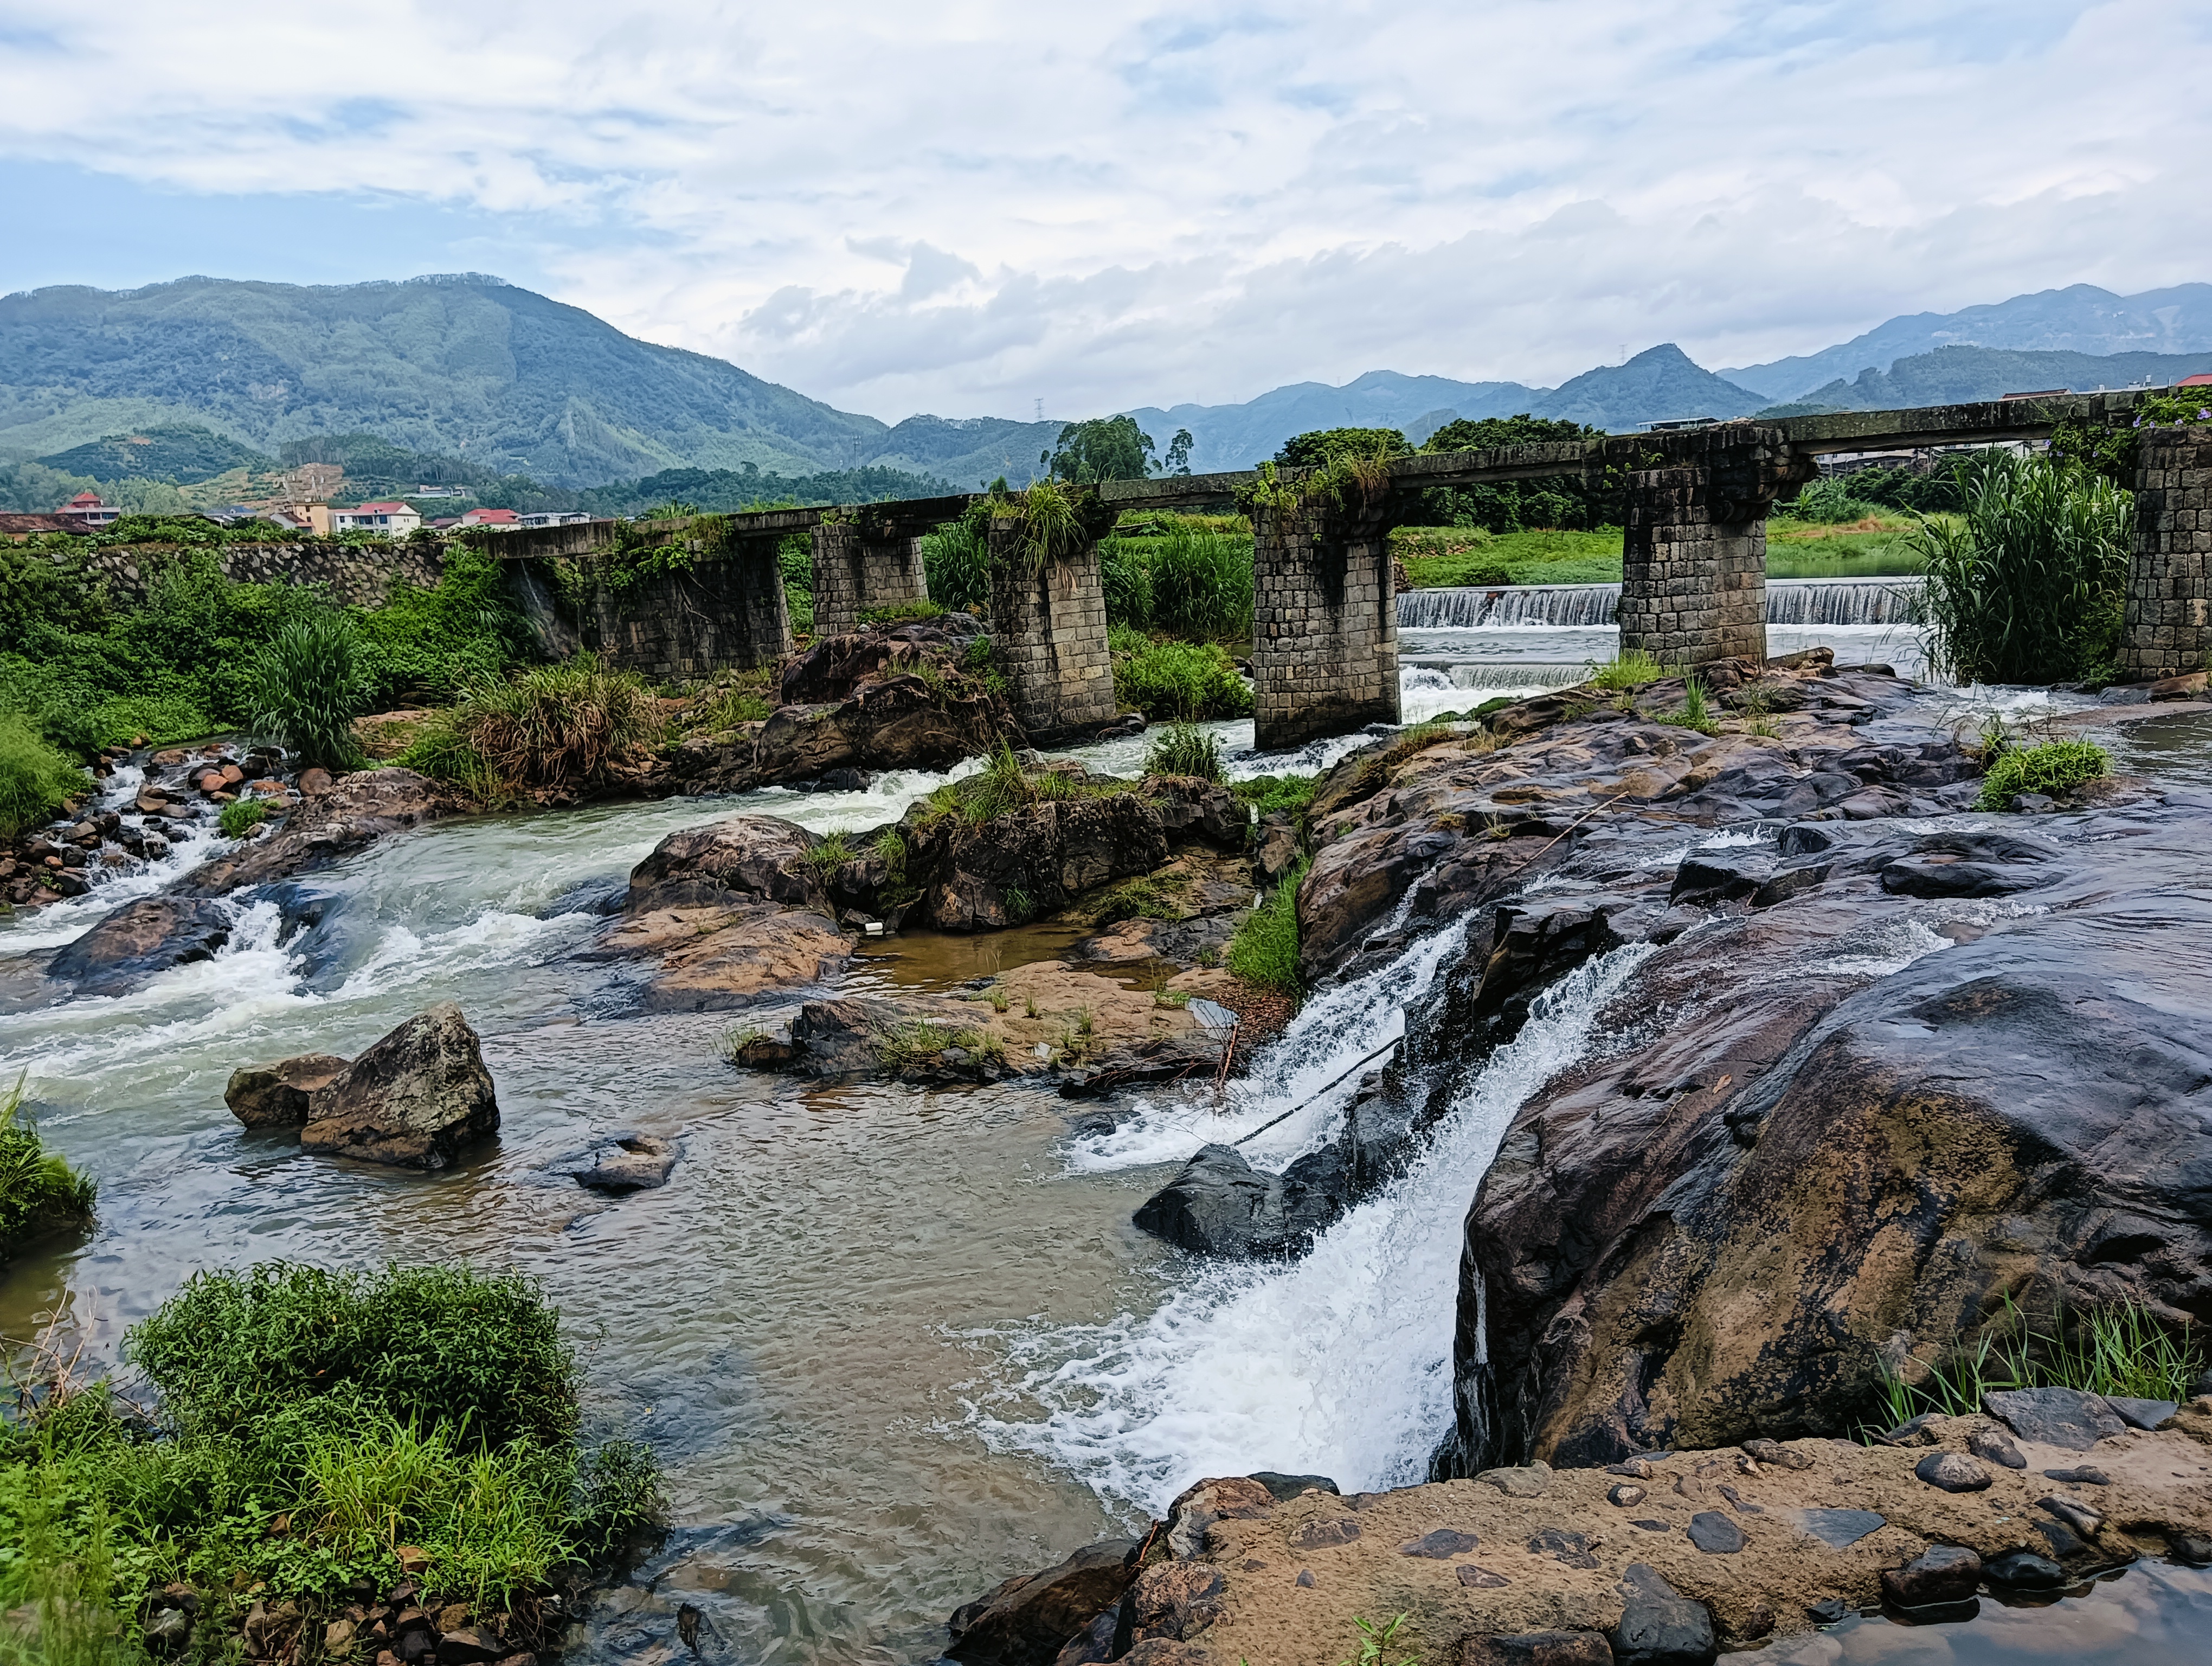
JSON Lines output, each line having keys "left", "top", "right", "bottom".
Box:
{"left": 967, "top": 941, "right": 1656, "bottom": 1515}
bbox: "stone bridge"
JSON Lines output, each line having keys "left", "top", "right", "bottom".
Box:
{"left": 493, "top": 389, "right": 2211, "bottom": 749}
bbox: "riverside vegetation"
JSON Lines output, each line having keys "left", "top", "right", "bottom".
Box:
{"left": 1, "top": 1264, "right": 660, "bottom": 1666}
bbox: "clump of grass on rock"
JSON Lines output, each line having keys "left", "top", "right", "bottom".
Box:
{"left": 247, "top": 612, "right": 377, "bottom": 773}
{"left": 1976, "top": 738, "right": 2110, "bottom": 810}
{"left": 0, "top": 1078, "right": 96, "bottom": 1262}
{"left": 405, "top": 654, "right": 663, "bottom": 798}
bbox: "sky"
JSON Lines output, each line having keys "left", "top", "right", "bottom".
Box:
{"left": 2, "top": 0, "right": 2208, "bottom": 422}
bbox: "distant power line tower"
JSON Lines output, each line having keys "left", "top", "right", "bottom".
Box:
{"left": 1035, "top": 398, "right": 1044, "bottom": 422}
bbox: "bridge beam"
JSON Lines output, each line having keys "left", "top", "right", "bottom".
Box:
{"left": 1607, "top": 427, "right": 1815, "bottom": 669}
{"left": 986, "top": 513, "right": 1118, "bottom": 744}
{"left": 2122, "top": 427, "right": 2212, "bottom": 681}
{"left": 1251, "top": 497, "right": 1400, "bottom": 749}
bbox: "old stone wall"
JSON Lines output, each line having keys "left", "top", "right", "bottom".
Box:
{"left": 1251, "top": 504, "right": 1399, "bottom": 749}
{"left": 504, "top": 525, "right": 791, "bottom": 684}
{"left": 811, "top": 521, "right": 930, "bottom": 638}
{"left": 985, "top": 520, "right": 1116, "bottom": 741}
{"left": 1617, "top": 466, "right": 1770, "bottom": 665}
{"left": 71, "top": 541, "right": 445, "bottom": 607}
{"left": 2121, "top": 427, "right": 2212, "bottom": 681}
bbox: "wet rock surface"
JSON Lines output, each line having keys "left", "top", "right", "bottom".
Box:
{"left": 225, "top": 1053, "right": 351, "bottom": 1128}
{"left": 47, "top": 896, "right": 234, "bottom": 995}
{"left": 297, "top": 1003, "right": 499, "bottom": 1169}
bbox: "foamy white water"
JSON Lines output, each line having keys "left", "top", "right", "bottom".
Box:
{"left": 1063, "top": 917, "right": 1476, "bottom": 1174}
{"left": 972, "top": 943, "right": 1656, "bottom": 1514}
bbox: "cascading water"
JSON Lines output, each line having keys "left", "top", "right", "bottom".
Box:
{"left": 969, "top": 941, "right": 1656, "bottom": 1515}
{"left": 1394, "top": 577, "right": 1922, "bottom": 632}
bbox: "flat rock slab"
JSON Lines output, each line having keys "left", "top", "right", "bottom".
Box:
{"left": 1684, "top": 1513, "right": 1744, "bottom": 1554}
{"left": 2106, "top": 1396, "right": 2178, "bottom": 1431}
{"left": 1985, "top": 1387, "right": 2127, "bottom": 1451}
{"left": 1400, "top": 1529, "right": 1481, "bottom": 1560}
{"left": 1790, "top": 1508, "right": 1886, "bottom": 1549}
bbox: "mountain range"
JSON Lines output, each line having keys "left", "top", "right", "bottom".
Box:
{"left": 3, "top": 275, "right": 2210, "bottom": 498}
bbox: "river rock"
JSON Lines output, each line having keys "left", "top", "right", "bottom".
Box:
{"left": 1684, "top": 1513, "right": 1744, "bottom": 1555}
{"left": 1985, "top": 1388, "right": 2127, "bottom": 1451}
{"left": 48, "top": 896, "right": 233, "bottom": 996}
{"left": 299, "top": 1004, "right": 499, "bottom": 1169}
{"left": 946, "top": 1537, "right": 1140, "bottom": 1666}
{"left": 225, "top": 1053, "right": 351, "bottom": 1128}
{"left": 1984, "top": 1549, "right": 2065, "bottom": 1588}
{"left": 1913, "top": 1451, "right": 1991, "bottom": 1493}
{"left": 623, "top": 815, "right": 831, "bottom": 913}
{"left": 1609, "top": 1564, "right": 1716, "bottom": 1666}
{"left": 1399, "top": 1528, "right": 1480, "bottom": 1559}
{"left": 1880, "top": 1544, "right": 1980, "bottom": 1608}
{"left": 1965, "top": 1425, "right": 2026, "bottom": 1469}
{"left": 1476, "top": 1463, "right": 1552, "bottom": 1499}
{"left": 572, "top": 1135, "right": 678, "bottom": 1193}
{"left": 1131, "top": 1143, "right": 1348, "bottom": 1259}
{"left": 1163, "top": 1476, "right": 1277, "bottom": 1559}
{"left": 2104, "top": 1395, "right": 2178, "bottom": 1430}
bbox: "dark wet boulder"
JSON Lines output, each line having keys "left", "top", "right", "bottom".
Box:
{"left": 1877, "top": 829, "right": 2062, "bottom": 899}
{"left": 906, "top": 793, "right": 1172, "bottom": 932}
{"left": 1668, "top": 850, "right": 1772, "bottom": 907}
{"left": 1880, "top": 1544, "right": 1980, "bottom": 1607}
{"left": 1254, "top": 811, "right": 1302, "bottom": 888}
{"left": 299, "top": 1003, "right": 499, "bottom": 1169}
{"left": 946, "top": 1538, "right": 1142, "bottom": 1666}
{"left": 226, "top": 1053, "right": 351, "bottom": 1128}
{"left": 1608, "top": 1564, "right": 1715, "bottom": 1666}
{"left": 1133, "top": 1142, "right": 1348, "bottom": 1259}
{"left": 571, "top": 1135, "right": 678, "bottom": 1193}
{"left": 48, "top": 897, "right": 232, "bottom": 996}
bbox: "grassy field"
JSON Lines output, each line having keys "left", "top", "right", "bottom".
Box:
{"left": 1395, "top": 519, "right": 1927, "bottom": 587}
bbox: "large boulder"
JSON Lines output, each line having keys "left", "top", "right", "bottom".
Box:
{"left": 1439, "top": 799, "right": 2212, "bottom": 1471}
{"left": 1133, "top": 1143, "right": 1348, "bottom": 1259}
{"left": 623, "top": 816, "right": 829, "bottom": 914}
{"left": 299, "top": 1004, "right": 499, "bottom": 1169}
{"left": 226, "top": 1053, "right": 351, "bottom": 1128}
{"left": 908, "top": 794, "right": 1172, "bottom": 931}
{"left": 672, "top": 665, "right": 1019, "bottom": 793}
{"left": 48, "top": 897, "right": 232, "bottom": 996}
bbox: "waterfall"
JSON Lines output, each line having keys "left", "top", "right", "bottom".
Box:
{"left": 1397, "top": 577, "right": 1924, "bottom": 631}
{"left": 971, "top": 940, "right": 1656, "bottom": 1514}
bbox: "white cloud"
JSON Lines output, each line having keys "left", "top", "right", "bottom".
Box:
{"left": 1, "top": 0, "right": 2206, "bottom": 418}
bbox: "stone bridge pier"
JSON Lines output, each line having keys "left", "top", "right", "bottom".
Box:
{"left": 2122, "top": 427, "right": 2212, "bottom": 681}
{"left": 986, "top": 505, "right": 1120, "bottom": 743}
{"left": 809, "top": 501, "right": 962, "bottom": 637}
{"left": 1605, "top": 427, "right": 1815, "bottom": 668}
{"left": 1251, "top": 496, "right": 1400, "bottom": 750}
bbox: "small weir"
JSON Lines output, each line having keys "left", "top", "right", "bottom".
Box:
{"left": 1396, "top": 576, "right": 1922, "bottom": 631}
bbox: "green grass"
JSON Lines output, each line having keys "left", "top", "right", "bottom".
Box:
{"left": 1977, "top": 738, "right": 2111, "bottom": 809}
{"left": 0, "top": 1078, "right": 96, "bottom": 1261}
{"left": 805, "top": 831, "right": 854, "bottom": 872}
{"left": 1098, "top": 516, "right": 1255, "bottom": 639}
{"left": 247, "top": 612, "right": 376, "bottom": 773}
{"left": 1082, "top": 874, "right": 1191, "bottom": 926}
{"left": 1112, "top": 636, "right": 1252, "bottom": 721}
{"left": 1873, "top": 1297, "right": 2203, "bottom": 1432}
{"left": 1227, "top": 857, "right": 1305, "bottom": 999}
{"left": 403, "top": 655, "right": 664, "bottom": 798}
{"left": 0, "top": 711, "right": 89, "bottom": 842}
{"left": 1587, "top": 649, "right": 1667, "bottom": 690}
{"left": 0, "top": 1262, "right": 660, "bottom": 1637}
{"left": 1399, "top": 527, "right": 1625, "bottom": 588}
{"left": 1656, "top": 675, "right": 1718, "bottom": 736}
{"left": 217, "top": 798, "right": 268, "bottom": 839}
{"left": 1233, "top": 772, "right": 1317, "bottom": 816}
{"left": 1146, "top": 722, "right": 1226, "bottom": 781}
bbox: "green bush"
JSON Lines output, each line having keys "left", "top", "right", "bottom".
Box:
{"left": 0, "top": 1078, "right": 97, "bottom": 1261}
{"left": 1233, "top": 772, "right": 1317, "bottom": 815}
{"left": 217, "top": 797, "right": 269, "bottom": 839}
{"left": 1228, "top": 857, "right": 1305, "bottom": 999}
{"left": 1113, "top": 638, "right": 1253, "bottom": 721}
{"left": 1, "top": 1261, "right": 661, "bottom": 1626}
{"left": 351, "top": 545, "right": 530, "bottom": 702}
{"left": 1772, "top": 476, "right": 1881, "bottom": 524}
{"left": 0, "top": 712, "right": 89, "bottom": 841}
{"left": 1146, "top": 722, "right": 1226, "bottom": 781}
{"left": 1905, "top": 451, "right": 2131, "bottom": 684}
{"left": 404, "top": 656, "right": 663, "bottom": 797}
{"left": 247, "top": 613, "right": 376, "bottom": 772}
{"left": 1147, "top": 521, "right": 1254, "bottom": 639}
{"left": 1976, "top": 738, "right": 2110, "bottom": 809}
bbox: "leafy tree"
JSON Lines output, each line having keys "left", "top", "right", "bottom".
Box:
{"left": 1164, "top": 428, "right": 1195, "bottom": 476}
{"left": 1274, "top": 428, "right": 1411, "bottom": 469}
{"left": 1415, "top": 414, "right": 1611, "bottom": 533}
{"left": 1048, "top": 416, "right": 1158, "bottom": 483}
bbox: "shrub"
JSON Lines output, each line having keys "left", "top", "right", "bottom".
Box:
{"left": 351, "top": 545, "right": 529, "bottom": 702}
{"left": 1976, "top": 738, "right": 2110, "bottom": 809}
{"left": 217, "top": 798, "right": 269, "bottom": 839}
{"left": 0, "top": 711, "right": 88, "bottom": 841}
{"left": 247, "top": 612, "right": 376, "bottom": 772}
{"left": 921, "top": 511, "right": 992, "bottom": 612}
{"left": 1904, "top": 450, "right": 2132, "bottom": 684}
{"left": 1114, "top": 638, "right": 1253, "bottom": 720}
{"left": 858, "top": 599, "right": 946, "bottom": 625}
{"left": 1233, "top": 772, "right": 1317, "bottom": 816}
{"left": 1228, "top": 857, "right": 1305, "bottom": 999}
{"left": 0, "top": 1078, "right": 97, "bottom": 1260}
{"left": 406, "top": 656, "right": 663, "bottom": 796}
{"left": 1146, "top": 722, "right": 1225, "bottom": 781}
